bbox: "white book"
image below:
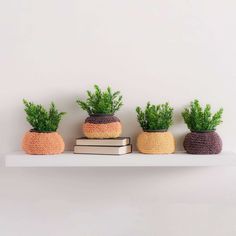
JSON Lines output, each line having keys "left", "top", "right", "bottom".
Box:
{"left": 76, "top": 137, "right": 130, "bottom": 147}
{"left": 74, "top": 145, "right": 132, "bottom": 155}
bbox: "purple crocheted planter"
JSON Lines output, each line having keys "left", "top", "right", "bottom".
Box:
{"left": 183, "top": 131, "right": 222, "bottom": 155}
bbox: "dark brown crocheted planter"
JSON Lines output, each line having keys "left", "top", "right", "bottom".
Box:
{"left": 83, "top": 114, "right": 122, "bottom": 139}
{"left": 183, "top": 131, "right": 222, "bottom": 155}
{"left": 85, "top": 114, "right": 120, "bottom": 124}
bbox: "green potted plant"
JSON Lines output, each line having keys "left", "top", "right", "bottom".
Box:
{"left": 22, "top": 99, "right": 66, "bottom": 155}
{"left": 182, "top": 100, "right": 223, "bottom": 154}
{"left": 136, "top": 102, "right": 175, "bottom": 154}
{"left": 77, "top": 85, "right": 123, "bottom": 139}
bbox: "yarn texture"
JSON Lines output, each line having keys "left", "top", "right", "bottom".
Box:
{"left": 22, "top": 131, "right": 65, "bottom": 155}
{"left": 83, "top": 115, "right": 122, "bottom": 139}
{"left": 183, "top": 131, "right": 222, "bottom": 154}
{"left": 137, "top": 131, "right": 175, "bottom": 154}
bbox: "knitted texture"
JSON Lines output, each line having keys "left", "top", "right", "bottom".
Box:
{"left": 85, "top": 115, "right": 120, "bottom": 124}
{"left": 22, "top": 131, "right": 65, "bottom": 155}
{"left": 83, "top": 115, "right": 122, "bottom": 139}
{"left": 183, "top": 131, "right": 222, "bottom": 154}
{"left": 137, "top": 131, "right": 175, "bottom": 154}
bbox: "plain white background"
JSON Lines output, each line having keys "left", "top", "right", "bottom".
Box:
{"left": 1, "top": 0, "right": 236, "bottom": 235}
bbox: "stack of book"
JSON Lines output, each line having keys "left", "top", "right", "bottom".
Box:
{"left": 74, "top": 137, "right": 132, "bottom": 155}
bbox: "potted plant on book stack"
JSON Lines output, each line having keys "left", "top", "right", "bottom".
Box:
{"left": 22, "top": 99, "right": 66, "bottom": 155}
{"left": 76, "top": 85, "right": 123, "bottom": 139}
{"left": 136, "top": 102, "right": 175, "bottom": 154}
{"left": 182, "top": 99, "right": 223, "bottom": 154}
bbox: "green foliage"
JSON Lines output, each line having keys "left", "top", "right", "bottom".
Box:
{"left": 76, "top": 85, "right": 123, "bottom": 115}
{"left": 136, "top": 102, "right": 174, "bottom": 131}
{"left": 182, "top": 100, "right": 223, "bottom": 132}
{"left": 23, "top": 99, "right": 66, "bottom": 132}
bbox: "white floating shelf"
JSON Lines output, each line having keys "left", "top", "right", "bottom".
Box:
{"left": 4, "top": 151, "right": 236, "bottom": 167}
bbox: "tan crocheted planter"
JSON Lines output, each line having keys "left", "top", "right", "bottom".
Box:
{"left": 183, "top": 131, "right": 222, "bottom": 155}
{"left": 136, "top": 131, "right": 175, "bottom": 154}
{"left": 83, "top": 114, "right": 122, "bottom": 139}
{"left": 22, "top": 131, "right": 65, "bottom": 155}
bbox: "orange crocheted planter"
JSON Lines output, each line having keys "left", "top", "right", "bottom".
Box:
{"left": 83, "top": 114, "right": 122, "bottom": 139}
{"left": 22, "top": 131, "right": 65, "bottom": 155}
{"left": 136, "top": 131, "right": 175, "bottom": 154}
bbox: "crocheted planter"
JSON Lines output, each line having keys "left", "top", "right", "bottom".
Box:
{"left": 136, "top": 131, "right": 175, "bottom": 154}
{"left": 183, "top": 131, "right": 222, "bottom": 154}
{"left": 22, "top": 131, "right": 65, "bottom": 155}
{"left": 83, "top": 114, "right": 122, "bottom": 139}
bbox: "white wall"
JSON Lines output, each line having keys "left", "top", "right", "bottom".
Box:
{"left": 1, "top": 0, "right": 236, "bottom": 235}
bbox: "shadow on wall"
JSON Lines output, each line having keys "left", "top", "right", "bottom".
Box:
{"left": 57, "top": 93, "right": 87, "bottom": 151}
{"left": 118, "top": 106, "right": 140, "bottom": 150}
{"left": 172, "top": 106, "right": 188, "bottom": 152}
